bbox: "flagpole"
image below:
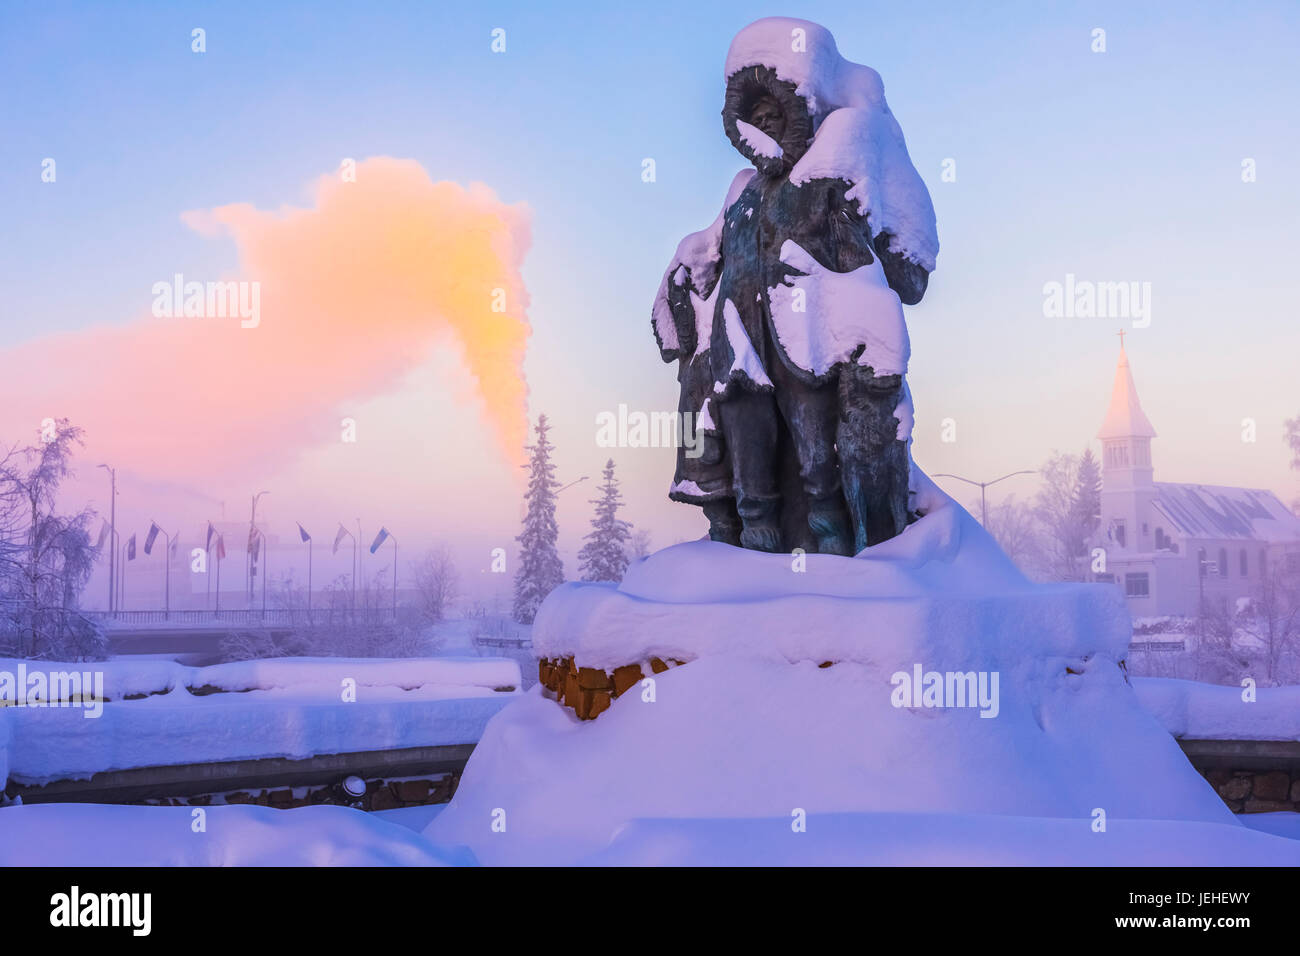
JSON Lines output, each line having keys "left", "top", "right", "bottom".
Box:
{"left": 215, "top": 536, "right": 222, "bottom": 617}
{"left": 260, "top": 530, "right": 268, "bottom": 619}
{"left": 164, "top": 529, "right": 171, "bottom": 620}
{"left": 108, "top": 528, "right": 119, "bottom": 618}
{"left": 307, "top": 536, "right": 313, "bottom": 625}
{"left": 97, "top": 464, "right": 115, "bottom": 614}
{"left": 390, "top": 533, "right": 398, "bottom": 622}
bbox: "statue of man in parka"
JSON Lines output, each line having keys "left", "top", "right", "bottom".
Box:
{"left": 656, "top": 17, "right": 938, "bottom": 555}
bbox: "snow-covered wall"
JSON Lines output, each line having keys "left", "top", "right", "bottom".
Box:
{"left": 0, "top": 656, "right": 520, "bottom": 786}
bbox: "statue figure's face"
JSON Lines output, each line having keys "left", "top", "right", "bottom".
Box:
{"left": 748, "top": 95, "right": 786, "bottom": 143}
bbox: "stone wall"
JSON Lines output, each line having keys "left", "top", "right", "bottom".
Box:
{"left": 537, "top": 655, "right": 688, "bottom": 719}
{"left": 137, "top": 771, "right": 460, "bottom": 812}
{"left": 1198, "top": 768, "right": 1300, "bottom": 814}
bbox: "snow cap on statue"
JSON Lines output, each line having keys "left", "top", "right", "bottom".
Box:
{"left": 721, "top": 17, "right": 939, "bottom": 270}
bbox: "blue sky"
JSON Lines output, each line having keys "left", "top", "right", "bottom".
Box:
{"left": 2, "top": 0, "right": 1298, "bottom": 586}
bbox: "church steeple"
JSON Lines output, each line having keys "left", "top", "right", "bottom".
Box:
{"left": 1097, "top": 333, "right": 1156, "bottom": 441}
{"left": 1096, "top": 335, "right": 1156, "bottom": 553}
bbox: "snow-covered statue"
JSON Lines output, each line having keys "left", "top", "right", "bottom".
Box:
{"left": 652, "top": 17, "right": 939, "bottom": 555}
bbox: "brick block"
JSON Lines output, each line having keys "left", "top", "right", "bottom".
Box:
{"left": 612, "top": 664, "right": 643, "bottom": 697}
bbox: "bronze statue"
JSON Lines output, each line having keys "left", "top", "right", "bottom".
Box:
{"left": 652, "top": 18, "right": 938, "bottom": 555}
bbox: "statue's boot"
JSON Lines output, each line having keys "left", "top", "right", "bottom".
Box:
{"left": 808, "top": 495, "right": 853, "bottom": 556}
{"left": 737, "top": 498, "right": 783, "bottom": 553}
{"left": 702, "top": 498, "right": 742, "bottom": 547}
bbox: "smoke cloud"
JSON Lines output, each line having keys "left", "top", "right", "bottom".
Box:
{"left": 3, "top": 157, "right": 532, "bottom": 479}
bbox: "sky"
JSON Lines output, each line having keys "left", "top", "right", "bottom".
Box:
{"left": 1, "top": 0, "right": 1298, "bottom": 607}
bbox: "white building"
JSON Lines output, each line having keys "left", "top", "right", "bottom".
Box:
{"left": 1092, "top": 343, "right": 1300, "bottom": 618}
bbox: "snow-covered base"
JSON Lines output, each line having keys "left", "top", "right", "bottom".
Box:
{"left": 0, "top": 803, "right": 469, "bottom": 866}
{"left": 426, "top": 486, "right": 1272, "bottom": 866}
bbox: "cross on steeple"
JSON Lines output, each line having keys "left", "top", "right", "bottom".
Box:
{"left": 1116, "top": 329, "right": 1126, "bottom": 349}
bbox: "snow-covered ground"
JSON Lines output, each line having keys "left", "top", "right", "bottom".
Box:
{"left": 0, "top": 799, "right": 1294, "bottom": 867}
{"left": 0, "top": 803, "right": 468, "bottom": 866}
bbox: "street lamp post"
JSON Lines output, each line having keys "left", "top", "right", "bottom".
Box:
{"left": 930, "top": 470, "right": 1037, "bottom": 527}
{"left": 97, "top": 464, "right": 115, "bottom": 614}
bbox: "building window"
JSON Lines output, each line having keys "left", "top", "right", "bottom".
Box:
{"left": 1095, "top": 572, "right": 1115, "bottom": 584}
{"left": 1125, "top": 572, "right": 1150, "bottom": 597}
{"left": 1112, "top": 519, "right": 1126, "bottom": 548}
{"left": 1154, "top": 527, "right": 1167, "bottom": 550}
{"left": 1240, "top": 549, "right": 1248, "bottom": 577}
{"left": 1218, "top": 548, "right": 1228, "bottom": 578}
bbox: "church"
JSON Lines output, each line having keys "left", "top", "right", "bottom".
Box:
{"left": 1091, "top": 340, "right": 1300, "bottom": 619}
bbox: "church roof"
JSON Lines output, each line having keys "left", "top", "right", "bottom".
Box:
{"left": 1096, "top": 345, "right": 1157, "bottom": 440}
{"left": 1151, "top": 483, "right": 1300, "bottom": 543}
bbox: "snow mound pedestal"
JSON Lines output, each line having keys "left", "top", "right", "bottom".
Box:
{"left": 427, "top": 488, "right": 1263, "bottom": 865}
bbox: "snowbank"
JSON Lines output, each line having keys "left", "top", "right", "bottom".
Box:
{"left": 0, "top": 803, "right": 469, "bottom": 866}
{"left": 427, "top": 486, "right": 1251, "bottom": 866}
{"left": 1133, "top": 678, "right": 1300, "bottom": 741}
{"left": 0, "top": 656, "right": 521, "bottom": 785}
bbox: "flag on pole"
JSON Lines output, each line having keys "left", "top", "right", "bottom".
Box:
{"left": 144, "top": 522, "right": 161, "bottom": 556}
{"left": 216, "top": 534, "right": 226, "bottom": 560}
{"left": 206, "top": 522, "right": 215, "bottom": 552}
{"left": 247, "top": 525, "right": 259, "bottom": 555}
{"left": 95, "top": 519, "right": 110, "bottom": 551}
{"left": 297, "top": 522, "right": 311, "bottom": 543}
{"left": 369, "top": 527, "right": 391, "bottom": 554}
{"left": 333, "top": 524, "right": 349, "bottom": 555}
{"left": 251, "top": 535, "right": 261, "bottom": 561}
{"left": 127, "top": 533, "right": 137, "bottom": 561}
{"left": 169, "top": 532, "right": 179, "bottom": 559}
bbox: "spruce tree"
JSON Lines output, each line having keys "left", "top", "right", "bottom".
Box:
{"left": 578, "top": 459, "right": 632, "bottom": 583}
{"left": 512, "top": 414, "right": 565, "bottom": 624}
{"left": 1072, "top": 447, "right": 1103, "bottom": 545}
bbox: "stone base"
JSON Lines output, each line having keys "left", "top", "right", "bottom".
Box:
{"left": 537, "top": 656, "right": 687, "bottom": 720}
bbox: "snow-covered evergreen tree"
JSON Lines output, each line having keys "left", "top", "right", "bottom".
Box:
{"left": 512, "top": 414, "right": 565, "bottom": 624}
{"left": 578, "top": 459, "right": 631, "bottom": 583}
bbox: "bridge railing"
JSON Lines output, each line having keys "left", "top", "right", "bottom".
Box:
{"left": 84, "top": 607, "right": 420, "bottom": 628}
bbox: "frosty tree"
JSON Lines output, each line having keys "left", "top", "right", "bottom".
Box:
{"left": 512, "top": 414, "right": 565, "bottom": 623}
{"left": 0, "top": 419, "right": 105, "bottom": 659}
{"left": 1034, "top": 448, "right": 1102, "bottom": 582}
{"left": 578, "top": 459, "right": 631, "bottom": 583}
